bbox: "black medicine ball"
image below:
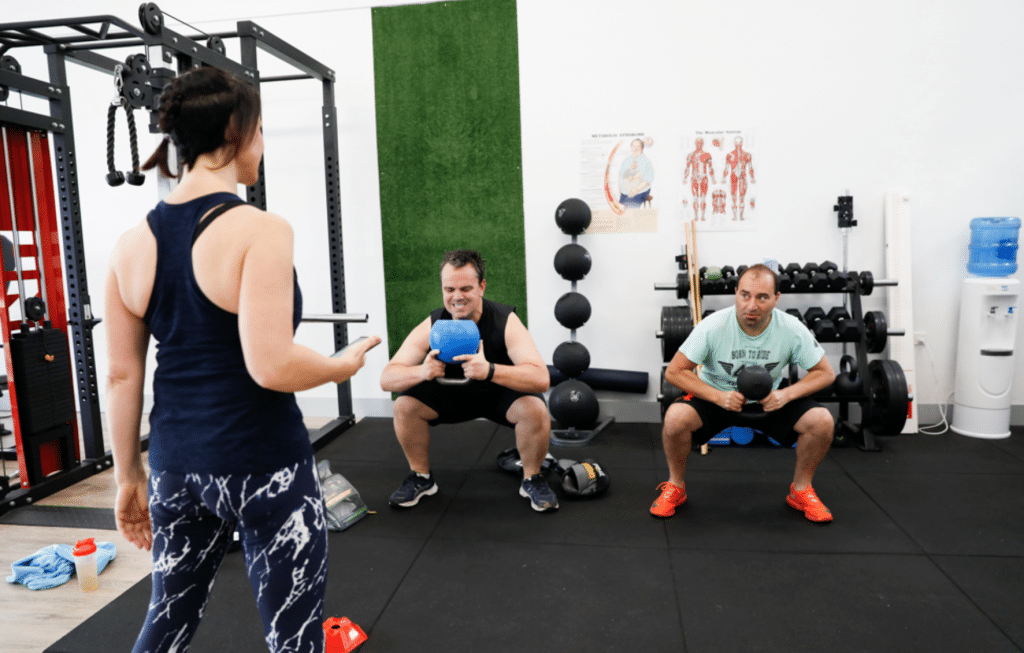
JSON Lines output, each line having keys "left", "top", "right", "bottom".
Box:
{"left": 553, "top": 243, "right": 592, "bottom": 281}
{"left": 554, "top": 198, "right": 592, "bottom": 235}
{"left": 552, "top": 341, "right": 590, "bottom": 378}
{"left": 554, "top": 292, "right": 591, "bottom": 329}
{"left": 549, "top": 379, "right": 599, "bottom": 429}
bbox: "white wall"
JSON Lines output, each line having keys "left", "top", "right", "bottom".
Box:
{"left": 4, "top": 0, "right": 1023, "bottom": 423}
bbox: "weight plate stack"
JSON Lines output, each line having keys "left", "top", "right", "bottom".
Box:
{"left": 659, "top": 305, "right": 692, "bottom": 362}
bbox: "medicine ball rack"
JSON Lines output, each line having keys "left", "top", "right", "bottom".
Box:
{"left": 550, "top": 198, "right": 615, "bottom": 446}
{"left": 654, "top": 261, "right": 911, "bottom": 451}
{"left": 0, "top": 5, "right": 360, "bottom": 513}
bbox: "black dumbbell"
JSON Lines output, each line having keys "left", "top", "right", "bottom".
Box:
{"left": 700, "top": 277, "right": 725, "bottom": 295}
{"left": 702, "top": 308, "right": 716, "bottom": 320}
{"left": 826, "top": 269, "right": 849, "bottom": 291}
{"left": 826, "top": 306, "right": 850, "bottom": 322}
{"left": 803, "top": 262, "right": 820, "bottom": 275}
{"left": 785, "top": 308, "right": 806, "bottom": 326}
{"left": 783, "top": 263, "right": 810, "bottom": 292}
{"left": 792, "top": 270, "right": 811, "bottom": 292}
{"left": 808, "top": 270, "right": 830, "bottom": 292}
{"left": 819, "top": 260, "right": 838, "bottom": 274}
{"left": 804, "top": 307, "right": 837, "bottom": 341}
{"left": 827, "top": 307, "right": 861, "bottom": 342}
{"left": 805, "top": 307, "right": 826, "bottom": 325}
{"left": 712, "top": 276, "right": 727, "bottom": 294}
{"left": 778, "top": 271, "right": 793, "bottom": 293}
{"left": 721, "top": 266, "right": 738, "bottom": 292}
{"left": 839, "top": 317, "right": 861, "bottom": 342}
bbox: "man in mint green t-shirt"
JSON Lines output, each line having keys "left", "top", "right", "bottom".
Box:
{"left": 652, "top": 264, "right": 837, "bottom": 522}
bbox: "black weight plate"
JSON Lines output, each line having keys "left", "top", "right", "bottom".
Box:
{"left": 660, "top": 369, "right": 684, "bottom": 419}
{"left": 864, "top": 311, "right": 888, "bottom": 353}
{"left": 676, "top": 272, "right": 690, "bottom": 300}
{"left": 859, "top": 270, "right": 874, "bottom": 296}
{"left": 867, "top": 359, "right": 908, "bottom": 435}
{"left": 659, "top": 305, "right": 690, "bottom": 362}
{"left": 24, "top": 296, "right": 45, "bottom": 321}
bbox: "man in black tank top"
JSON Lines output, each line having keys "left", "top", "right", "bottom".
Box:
{"left": 381, "top": 250, "right": 558, "bottom": 512}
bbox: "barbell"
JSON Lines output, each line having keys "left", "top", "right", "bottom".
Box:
{"left": 300, "top": 313, "right": 369, "bottom": 323}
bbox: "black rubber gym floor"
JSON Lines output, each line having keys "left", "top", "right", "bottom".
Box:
{"left": 47, "top": 419, "right": 1024, "bottom": 653}
{"left": 0, "top": 505, "right": 116, "bottom": 530}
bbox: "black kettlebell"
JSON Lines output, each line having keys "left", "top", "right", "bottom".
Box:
{"left": 737, "top": 365, "right": 773, "bottom": 401}
{"left": 834, "top": 355, "right": 860, "bottom": 396}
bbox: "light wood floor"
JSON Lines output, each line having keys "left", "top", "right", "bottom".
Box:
{"left": 0, "top": 415, "right": 336, "bottom": 653}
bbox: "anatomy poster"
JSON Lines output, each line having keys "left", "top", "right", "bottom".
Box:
{"left": 681, "top": 130, "right": 757, "bottom": 232}
{"left": 580, "top": 133, "right": 659, "bottom": 234}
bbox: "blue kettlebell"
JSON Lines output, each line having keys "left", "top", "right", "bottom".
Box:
{"left": 430, "top": 319, "right": 481, "bottom": 363}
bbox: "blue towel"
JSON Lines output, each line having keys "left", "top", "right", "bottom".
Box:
{"left": 6, "top": 541, "right": 117, "bottom": 590}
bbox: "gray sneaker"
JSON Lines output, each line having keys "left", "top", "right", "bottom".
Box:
{"left": 389, "top": 472, "right": 438, "bottom": 508}
{"left": 519, "top": 473, "right": 559, "bottom": 512}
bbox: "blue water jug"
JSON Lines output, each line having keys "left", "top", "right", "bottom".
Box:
{"left": 968, "top": 217, "right": 1021, "bottom": 277}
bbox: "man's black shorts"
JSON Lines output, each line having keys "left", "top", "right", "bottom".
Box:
{"left": 399, "top": 381, "right": 545, "bottom": 428}
{"left": 671, "top": 394, "right": 826, "bottom": 447}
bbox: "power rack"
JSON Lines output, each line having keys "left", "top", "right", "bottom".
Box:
{"left": 0, "top": 4, "right": 358, "bottom": 513}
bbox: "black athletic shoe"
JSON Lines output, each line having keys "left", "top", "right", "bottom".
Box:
{"left": 519, "top": 473, "right": 559, "bottom": 512}
{"left": 389, "top": 472, "right": 439, "bottom": 508}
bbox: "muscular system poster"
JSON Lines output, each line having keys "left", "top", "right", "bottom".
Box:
{"left": 682, "top": 130, "right": 757, "bottom": 232}
{"left": 580, "top": 133, "right": 659, "bottom": 234}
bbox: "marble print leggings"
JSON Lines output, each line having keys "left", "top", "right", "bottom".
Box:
{"left": 133, "top": 457, "right": 328, "bottom": 653}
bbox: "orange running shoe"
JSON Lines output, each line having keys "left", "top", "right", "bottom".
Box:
{"left": 650, "top": 481, "right": 687, "bottom": 517}
{"left": 786, "top": 483, "right": 833, "bottom": 522}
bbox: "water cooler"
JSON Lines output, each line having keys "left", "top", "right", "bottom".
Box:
{"left": 951, "top": 218, "right": 1021, "bottom": 439}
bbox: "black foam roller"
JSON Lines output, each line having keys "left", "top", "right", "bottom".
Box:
{"left": 547, "top": 366, "right": 649, "bottom": 394}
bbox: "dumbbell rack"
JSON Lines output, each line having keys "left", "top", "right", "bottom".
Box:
{"left": 655, "top": 261, "right": 911, "bottom": 452}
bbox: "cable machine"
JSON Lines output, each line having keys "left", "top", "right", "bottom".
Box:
{"left": 0, "top": 4, "right": 360, "bottom": 513}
